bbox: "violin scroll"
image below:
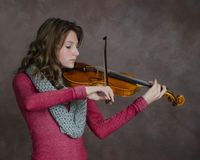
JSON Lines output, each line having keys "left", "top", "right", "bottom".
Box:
{"left": 164, "top": 91, "right": 185, "bottom": 106}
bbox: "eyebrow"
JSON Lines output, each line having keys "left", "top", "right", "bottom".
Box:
{"left": 65, "top": 41, "right": 78, "bottom": 44}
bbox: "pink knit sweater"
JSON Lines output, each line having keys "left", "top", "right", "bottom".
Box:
{"left": 12, "top": 73, "right": 148, "bottom": 160}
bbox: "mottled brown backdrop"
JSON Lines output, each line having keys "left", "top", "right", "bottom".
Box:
{"left": 0, "top": 0, "right": 200, "bottom": 159}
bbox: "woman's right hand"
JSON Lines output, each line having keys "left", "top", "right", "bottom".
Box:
{"left": 85, "top": 86, "right": 114, "bottom": 102}
{"left": 142, "top": 79, "right": 167, "bottom": 105}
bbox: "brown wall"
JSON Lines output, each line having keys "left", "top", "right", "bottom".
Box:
{"left": 0, "top": 0, "right": 200, "bottom": 159}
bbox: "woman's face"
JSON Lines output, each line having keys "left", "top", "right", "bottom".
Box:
{"left": 57, "top": 30, "right": 79, "bottom": 68}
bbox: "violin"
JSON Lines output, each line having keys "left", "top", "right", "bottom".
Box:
{"left": 63, "top": 62, "right": 185, "bottom": 106}
{"left": 63, "top": 36, "right": 185, "bottom": 106}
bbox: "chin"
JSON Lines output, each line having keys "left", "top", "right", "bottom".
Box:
{"left": 64, "top": 64, "right": 75, "bottom": 69}
{"left": 67, "top": 66, "right": 74, "bottom": 69}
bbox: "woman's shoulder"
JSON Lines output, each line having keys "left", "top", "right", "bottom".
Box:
{"left": 12, "top": 72, "right": 31, "bottom": 87}
{"left": 13, "top": 72, "right": 29, "bottom": 81}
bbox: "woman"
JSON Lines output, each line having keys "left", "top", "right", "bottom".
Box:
{"left": 12, "top": 18, "right": 166, "bottom": 160}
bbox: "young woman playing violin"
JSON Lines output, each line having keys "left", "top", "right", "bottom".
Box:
{"left": 13, "top": 18, "right": 166, "bottom": 160}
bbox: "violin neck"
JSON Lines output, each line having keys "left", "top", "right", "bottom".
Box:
{"left": 95, "top": 66, "right": 151, "bottom": 87}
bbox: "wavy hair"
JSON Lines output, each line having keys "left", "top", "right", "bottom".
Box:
{"left": 17, "top": 18, "right": 83, "bottom": 89}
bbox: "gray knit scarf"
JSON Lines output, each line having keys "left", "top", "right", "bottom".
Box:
{"left": 25, "top": 66, "right": 87, "bottom": 138}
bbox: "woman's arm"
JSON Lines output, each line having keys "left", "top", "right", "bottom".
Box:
{"left": 86, "top": 97, "right": 148, "bottom": 139}
{"left": 12, "top": 73, "right": 86, "bottom": 111}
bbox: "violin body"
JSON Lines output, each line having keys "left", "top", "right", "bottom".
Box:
{"left": 63, "top": 62, "right": 140, "bottom": 97}
{"left": 63, "top": 62, "right": 185, "bottom": 106}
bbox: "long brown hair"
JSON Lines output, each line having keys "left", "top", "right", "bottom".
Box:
{"left": 17, "top": 18, "right": 83, "bottom": 89}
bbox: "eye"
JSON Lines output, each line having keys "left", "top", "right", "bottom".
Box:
{"left": 66, "top": 45, "right": 71, "bottom": 49}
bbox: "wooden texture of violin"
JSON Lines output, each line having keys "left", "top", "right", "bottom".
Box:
{"left": 63, "top": 62, "right": 140, "bottom": 97}
{"left": 62, "top": 62, "right": 185, "bottom": 106}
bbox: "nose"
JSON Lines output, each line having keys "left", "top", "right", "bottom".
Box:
{"left": 73, "top": 47, "right": 79, "bottom": 56}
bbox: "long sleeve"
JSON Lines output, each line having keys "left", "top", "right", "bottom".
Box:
{"left": 86, "top": 97, "right": 148, "bottom": 139}
{"left": 12, "top": 73, "right": 86, "bottom": 111}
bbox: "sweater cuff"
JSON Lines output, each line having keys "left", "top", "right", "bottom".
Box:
{"left": 133, "top": 96, "right": 148, "bottom": 112}
{"left": 73, "top": 85, "right": 87, "bottom": 99}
